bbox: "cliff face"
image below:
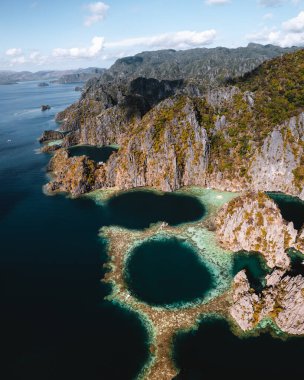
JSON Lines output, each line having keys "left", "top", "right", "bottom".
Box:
{"left": 215, "top": 192, "right": 298, "bottom": 269}
{"left": 105, "top": 97, "right": 209, "bottom": 191}
{"left": 248, "top": 115, "right": 304, "bottom": 196}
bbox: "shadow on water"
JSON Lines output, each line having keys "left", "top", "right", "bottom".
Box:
{"left": 68, "top": 145, "right": 118, "bottom": 163}
{"left": 103, "top": 190, "right": 206, "bottom": 230}
{"left": 173, "top": 317, "right": 304, "bottom": 379}
{"left": 124, "top": 237, "right": 213, "bottom": 306}
{"left": 232, "top": 251, "right": 270, "bottom": 293}
{"left": 267, "top": 192, "right": 304, "bottom": 230}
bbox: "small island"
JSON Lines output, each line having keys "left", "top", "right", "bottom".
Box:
{"left": 38, "top": 82, "right": 49, "bottom": 87}
{"left": 41, "top": 105, "right": 51, "bottom": 111}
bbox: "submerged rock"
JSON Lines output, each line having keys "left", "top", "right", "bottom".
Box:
{"left": 41, "top": 104, "right": 51, "bottom": 111}
{"left": 215, "top": 192, "right": 297, "bottom": 269}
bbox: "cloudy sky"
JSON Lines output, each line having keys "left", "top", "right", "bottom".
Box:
{"left": 1, "top": 0, "right": 304, "bottom": 71}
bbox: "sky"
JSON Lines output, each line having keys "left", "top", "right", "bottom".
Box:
{"left": 1, "top": 0, "right": 304, "bottom": 71}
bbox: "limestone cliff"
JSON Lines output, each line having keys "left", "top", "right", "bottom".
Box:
{"left": 104, "top": 97, "right": 210, "bottom": 191}
{"left": 43, "top": 50, "right": 304, "bottom": 199}
{"left": 215, "top": 192, "right": 297, "bottom": 269}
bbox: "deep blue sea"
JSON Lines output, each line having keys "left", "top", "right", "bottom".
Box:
{"left": 0, "top": 82, "right": 150, "bottom": 380}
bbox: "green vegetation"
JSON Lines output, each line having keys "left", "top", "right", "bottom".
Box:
{"left": 207, "top": 49, "right": 304, "bottom": 179}
{"left": 236, "top": 49, "right": 304, "bottom": 130}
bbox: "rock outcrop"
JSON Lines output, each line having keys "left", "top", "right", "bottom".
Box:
{"left": 230, "top": 269, "right": 304, "bottom": 335}
{"left": 45, "top": 149, "right": 108, "bottom": 197}
{"left": 215, "top": 192, "right": 297, "bottom": 269}
{"left": 230, "top": 270, "right": 259, "bottom": 331}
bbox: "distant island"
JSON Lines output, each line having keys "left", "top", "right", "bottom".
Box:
{"left": 0, "top": 67, "right": 105, "bottom": 85}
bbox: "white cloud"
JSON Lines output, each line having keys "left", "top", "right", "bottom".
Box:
{"left": 52, "top": 36, "right": 105, "bottom": 58}
{"left": 247, "top": 10, "right": 304, "bottom": 46}
{"left": 5, "top": 48, "right": 22, "bottom": 56}
{"left": 247, "top": 10, "right": 304, "bottom": 47}
{"left": 283, "top": 10, "right": 304, "bottom": 32}
{"left": 106, "top": 30, "right": 217, "bottom": 50}
{"left": 84, "top": 2, "right": 109, "bottom": 27}
{"left": 205, "top": 0, "right": 230, "bottom": 4}
{"left": 9, "top": 56, "right": 26, "bottom": 65}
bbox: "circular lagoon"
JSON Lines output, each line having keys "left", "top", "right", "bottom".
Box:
{"left": 105, "top": 190, "right": 206, "bottom": 229}
{"left": 124, "top": 237, "right": 213, "bottom": 306}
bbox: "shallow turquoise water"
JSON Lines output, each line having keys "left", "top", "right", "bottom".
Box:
{"left": 124, "top": 237, "right": 213, "bottom": 306}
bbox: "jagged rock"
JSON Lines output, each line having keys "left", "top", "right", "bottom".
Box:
{"left": 275, "top": 275, "right": 304, "bottom": 334}
{"left": 230, "top": 270, "right": 259, "bottom": 331}
{"left": 215, "top": 192, "right": 297, "bottom": 269}
{"left": 39, "top": 130, "right": 65, "bottom": 143}
{"left": 230, "top": 269, "right": 304, "bottom": 335}
{"left": 41, "top": 104, "right": 51, "bottom": 111}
